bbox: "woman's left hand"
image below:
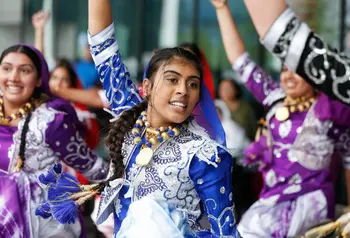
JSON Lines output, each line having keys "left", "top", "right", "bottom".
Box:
{"left": 32, "top": 10, "right": 50, "bottom": 30}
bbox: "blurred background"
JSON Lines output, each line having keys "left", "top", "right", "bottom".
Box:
{"left": 0, "top": 0, "right": 347, "bottom": 85}
{"left": 0, "top": 1, "right": 349, "bottom": 237}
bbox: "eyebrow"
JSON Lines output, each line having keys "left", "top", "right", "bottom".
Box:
{"left": 164, "top": 70, "right": 200, "bottom": 80}
{"left": 1, "top": 62, "right": 35, "bottom": 68}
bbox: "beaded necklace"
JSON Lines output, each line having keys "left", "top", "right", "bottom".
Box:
{"left": 275, "top": 95, "right": 317, "bottom": 122}
{"left": 0, "top": 96, "right": 34, "bottom": 126}
{"left": 131, "top": 111, "right": 187, "bottom": 166}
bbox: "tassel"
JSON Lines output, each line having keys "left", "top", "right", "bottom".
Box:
{"left": 47, "top": 173, "right": 82, "bottom": 201}
{"left": 56, "top": 173, "right": 81, "bottom": 192}
{"left": 38, "top": 165, "right": 62, "bottom": 186}
{"left": 51, "top": 199, "right": 78, "bottom": 224}
{"left": 50, "top": 190, "right": 98, "bottom": 224}
{"left": 305, "top": 221, "right": 340, "bottom": 238}
{"left": 53, "top": 163, "right": 62, "bottom": 174}
{"left": 75, "top": 190, "right": 98, "bottom": 206}
{"left": 35, "top": 201, "right": 52, "bottom": 219}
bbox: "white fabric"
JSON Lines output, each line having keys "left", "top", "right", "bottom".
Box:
{"left": 91, "top": 196, "right": 114, "bottom": 238}
{"left": 116, "top": 196, "right": 186, "bottom": 238}
{"left": 214, "top": 100, "right": 250, "bottom": 151}
{"left": 98, "top": 89, "right": 110, "bottom": 108}
{"left": 238, "top": 190, "right": 328, "bottom": 238}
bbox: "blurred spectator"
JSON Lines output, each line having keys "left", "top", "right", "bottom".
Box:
{"left": 218, "top": 77, "right": 256, "bottom": 140}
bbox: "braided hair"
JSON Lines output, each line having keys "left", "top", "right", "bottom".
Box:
{"left": 0, "top": 45, "right": 42, "bottom": 171}
{"left": 102, "top": 47, "right": 203, "bottom": 186}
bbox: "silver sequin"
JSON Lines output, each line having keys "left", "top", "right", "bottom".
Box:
{"left": 220, "top": 186, "right": 226, "bottom": 194}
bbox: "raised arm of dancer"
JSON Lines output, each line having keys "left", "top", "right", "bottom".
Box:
{"left": 52, "top": 87, "right": 106, "bottom": 108}
{"left": 243, "top": 0, "right": 287, "bottom": 38}
{"left": 244, "top": 0, "right": 350, "bottom": 105}
{"left": 88, "top": 0, "right": 112, "bottom": 36}
{"left": 32, "top": 10, "right": 50, "bottom": 53}
{"left": 212, "top": 0, "right": 283, "bottom": 107}
{"left": 212, "top": 0, "right": 246, "bottom": 64}
{"left": 88, "top": 0, "right": 142, "bottom": 115}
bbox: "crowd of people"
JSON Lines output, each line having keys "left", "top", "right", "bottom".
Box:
{"left": 0, "top": 0, "right": 350, "bottom": 237}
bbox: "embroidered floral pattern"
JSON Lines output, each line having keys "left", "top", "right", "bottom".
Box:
{"left": 153, "top": 141, "right": 181, "bottom": 165}
{"left": 136, "top": 167, "right": 168, "bottom": 199}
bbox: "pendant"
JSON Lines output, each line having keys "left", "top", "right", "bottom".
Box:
{"left": 275, "top": 107, "right": 289, "bottom": 122}
{"left": 136, "top": 147, "right": 153, "bottom": 166}
{"left": 0, "top": 118, "right": 9, "bottom": 126}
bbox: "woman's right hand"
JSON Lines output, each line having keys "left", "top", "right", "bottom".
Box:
{"left": 32, "top": 10, "right": 50, "bottom": 30}
{"left": 210, "top": 0, "right": 227, "bottom": 9}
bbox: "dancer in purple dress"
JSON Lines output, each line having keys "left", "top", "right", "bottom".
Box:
{"left": 0, "top": 44, "right": 108, "bottom": 238}
{"left": 212, "top": 0, "right": 350, "bottom": 237}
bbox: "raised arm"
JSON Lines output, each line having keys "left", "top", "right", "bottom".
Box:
{"left": 212, "top": 0, "right": 284, "bottom": 107}
{"left": 88, "top": 0, "right": 112, "bottom": 35}
{"left": 243, "top": 0, "right": 287, "bottom": 38}
{"left": 88, "top": 0, "right": 142, "bottom": 115}
{"left": 32, "top": 10, "right": 50, "bottom": 53}
{"left": 51, "top": 86, "right": 106, "bottom": 108}
{"left": 211, "top": 0, "right": 246, "bottom": 64}
{"left": 244, "top": 0, "right": 350, "bottom": 105}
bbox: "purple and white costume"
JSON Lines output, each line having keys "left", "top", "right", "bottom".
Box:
{"left": 0, "top": 45, "right": 108, "bottom": 238}
{"left": 233, "top": 53, "right": 350, "bottom": 237}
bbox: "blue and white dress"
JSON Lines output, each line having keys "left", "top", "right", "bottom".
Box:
{"left": 88, "top": 23, "right": 241, "bottom": 238}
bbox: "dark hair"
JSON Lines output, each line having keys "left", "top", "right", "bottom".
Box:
{"left": 0, "top": 45, "right": 42, "bottom": 99}
{"left": 179, "top": 42, "right": 202, "bottom": 60}
{"left": 53, "top": 58, "right": 78, "bottom": 88}
{"left": 104, "top": 47, "right": 203, "bottom": 183}
{"left": 0, "top": 45, "right": 42, "bottom": 78}
{"left": 218, "top": 78, "right": 242, "bottom": 100}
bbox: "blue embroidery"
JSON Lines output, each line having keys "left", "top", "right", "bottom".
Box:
{"left": 95, "top": 52, "right": 142, "bottom": 116}
{"left": 136, "top": 167, "right": 167, "bottom": 199}
{"left": 91, "top": 36, "right": 116, "bottom": 56}
{"left": 153, "top": 141, "right": 181, "bottom": 165}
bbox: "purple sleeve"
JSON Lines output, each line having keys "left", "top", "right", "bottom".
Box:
{"left": 46, "top": 112, "right": 108, "bottom": 181}
{"left": 232, "top": 53, "right": 285, "bottom": 108}
{"left": 314, "top": 94, "right": 350, "bottom": 169}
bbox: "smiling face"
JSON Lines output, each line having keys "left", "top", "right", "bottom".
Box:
{"left": 280, "top": 65, "right": 314, "bottom": 99}
{"left": 0, "top": 52, "right": 41, "bottom": 107}
{"left": 143, "top": 57, "right": 201, "bottom": 128}
{"left": 50, "top": 66, "right": 71, "bottom": 89}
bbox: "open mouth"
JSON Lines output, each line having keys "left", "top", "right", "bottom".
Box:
{"left": 6, "top": 85, "right": 23, "bottom": 93}
{"left": 169, "top": 101, "right": 188, "bottom": 109}
{"left": 285, "top": 81, "right": 296, "bottom": 89}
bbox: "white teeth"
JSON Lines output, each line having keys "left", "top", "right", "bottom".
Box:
{"left": 7, "top": 86, "right": 22, "bottom": 93}
{"left": 286, "top": 82, "right": 295, "bottom": 88}
{"left": 170, "top": 102, "right": 186, "bottom": 108}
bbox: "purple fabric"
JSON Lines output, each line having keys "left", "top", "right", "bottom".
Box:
{"left": 0, "top": 126, "right": 17, "bottom": 171}
{"left": 315, "top": 93, "right": 350, "bottom": 126}
{"left": 0, "top": 172, "right": 30, "bottom": 238}
{"left": 236, "top": 59, "right": 349, "bottom": 220}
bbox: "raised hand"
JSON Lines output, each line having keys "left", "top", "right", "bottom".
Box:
{"left": 32, "top": 10, "right": 50, "bottom": 30}
{"left": 210, "top": 0, "right": 227, "bottom": 9}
